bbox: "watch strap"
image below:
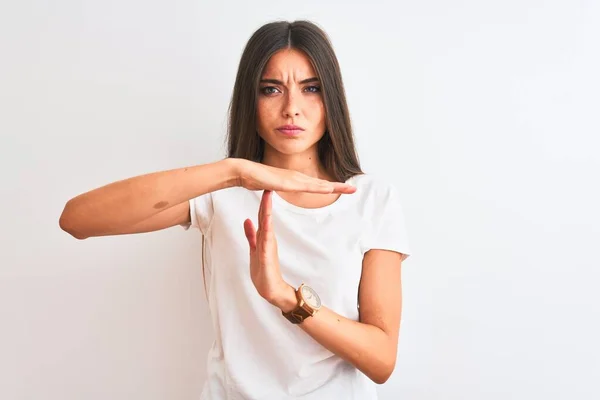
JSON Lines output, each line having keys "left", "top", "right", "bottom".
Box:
{"left": 282, "top": 286, "right": 313, "bottom": 324}
{"left": 282, "top": 306, "right": 312, "bottom": 324}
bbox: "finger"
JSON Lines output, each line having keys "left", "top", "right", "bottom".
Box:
{"left": 291, "top": 175, "right": 356, "bottom": 194}
{"left": 300, "top": 180, "right": 356, "bottom": 194}
{"left": 279, "top": 179, "right": 333, "bottom": 194}
{"left": 243, "top": 218, "right": 257, "bottom": 251}
{"left": 258, "top": 190, "right": 271, "bottom": 231}
{"left": 263, "top": 190, "right": 273, "bottom": 232}
{"left": 330, "top": 182, "right": 357, "bottom": 194}
{"left": 305, "top": 182, "right": 335, "bottom": 194}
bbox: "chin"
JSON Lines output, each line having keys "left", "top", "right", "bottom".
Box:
{"left": 271, "top": 141, "right": 315, "bottom": 156}
{"left": 262, "top": 131, "right": 324, "bottom": 156}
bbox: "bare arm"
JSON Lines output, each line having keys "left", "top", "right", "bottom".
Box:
{"left": 246, "top": 188, "right": 404, "bottom": 384}
{"left": 59, "top": 158, "right": 356, "bottom": 240}
{"left": 275, "top": 249, "right": 404, "bottom": 384}
{"left": 59, "top": 158, "right": 239, "bottom": 239}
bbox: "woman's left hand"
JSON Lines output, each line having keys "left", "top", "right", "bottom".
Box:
{"left": 243, "top": 190, "right": 292, "bottom": 308}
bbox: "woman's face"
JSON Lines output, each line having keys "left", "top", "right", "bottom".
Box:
{"left": 256, "top": 48, "right": 326, "bottom": 157}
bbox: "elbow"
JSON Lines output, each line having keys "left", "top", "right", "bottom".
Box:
{"left": 59, "top": 203, "right": 88, "bottom": 240}
{"left": 369, "top": 355, "right": 397, "bottom": 385}
{"left": 371, "top": 369, "right": 393, "bottom": 385}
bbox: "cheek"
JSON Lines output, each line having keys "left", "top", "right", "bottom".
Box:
{"left": 311, "top": 106, "right": 326, "bottom": 130}
{"left": 309, "top": 98, "right": 325, "bottom": 120}
{"left": 256, "top": 101, "right": 272, "bottom": 130}
{"left": 258, "top": 98, "right": 279, "bottom": 116}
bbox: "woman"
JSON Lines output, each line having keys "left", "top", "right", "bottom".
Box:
{"left": 60, "top": 20, "right": 411, "bottom": 399}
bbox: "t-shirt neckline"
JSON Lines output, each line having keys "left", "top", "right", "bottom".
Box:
{"left": 268, "top": 176, "right": 357, "bottom": 216}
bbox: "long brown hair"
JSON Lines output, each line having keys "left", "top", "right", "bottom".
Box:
{"left": 226, "top": 20, "right": 363, "bottom": 182}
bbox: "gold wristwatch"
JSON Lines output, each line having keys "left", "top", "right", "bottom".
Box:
{"left": 282, "top": 284, "right": 322, "bottom": 324}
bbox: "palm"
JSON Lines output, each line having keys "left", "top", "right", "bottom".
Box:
{"left": 238, "top": 160, "right": 357, "bottom": 194}
{"left": 243, "top": 190, "right": 285, "bottom": 301}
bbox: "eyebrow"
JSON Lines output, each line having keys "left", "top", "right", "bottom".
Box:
{"left": 259, "top": 77, "right": 320, "bottom": 85}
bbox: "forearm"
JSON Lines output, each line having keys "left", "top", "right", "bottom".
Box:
{"left": 304, "top": 306, "right": 396, "bottom": 383}
{"left": 59, "top": 158, "right": 240, "bottom": 238}
{"left": 275, "top": 287, "right": 397, "bottom": 384}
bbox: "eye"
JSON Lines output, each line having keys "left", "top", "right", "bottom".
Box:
{"left": 304, "top": 85, "right": 321, "bottom": 93}
{"left": 260, "top": 86, "right": 280, "bottom": 95}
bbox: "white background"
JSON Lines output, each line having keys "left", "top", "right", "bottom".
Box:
{"left": 1, "top": 1, "right": 599, "bottom": 399}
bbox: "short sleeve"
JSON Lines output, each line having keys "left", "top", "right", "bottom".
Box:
{"left": 361, "top": 184, "right": 411, "bottom": 261}
{"left": 180, "top": 192, "right": 214, "bottom": 235}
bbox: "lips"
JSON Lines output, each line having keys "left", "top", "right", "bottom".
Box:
{"left": 276, "top": 124, "right": 304, "bottom": 131}
{"left": 276, "top": 124, "right": 304, "bottom": 136}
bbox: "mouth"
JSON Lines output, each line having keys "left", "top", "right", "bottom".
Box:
{"left": 277, "top": 128, "right": 304, "bottom": 136}
{"left": 276, "top": 125, "right": 305, "bottom": 136}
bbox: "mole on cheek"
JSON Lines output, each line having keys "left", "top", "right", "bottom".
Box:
{"left": 154, "top": 201, "right": 169, "bottom": 209}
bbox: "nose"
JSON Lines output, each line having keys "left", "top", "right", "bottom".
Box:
{"left": 282, "top": 92, "right": 300, "bottom": 118}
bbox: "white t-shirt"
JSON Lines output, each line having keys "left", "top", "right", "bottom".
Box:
{"left": 184, "top": 173, "right": 411, "bottom": 399}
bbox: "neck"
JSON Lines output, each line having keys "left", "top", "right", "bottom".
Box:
{"left": 261, "top": 146, "right": 330, "bottom": 180}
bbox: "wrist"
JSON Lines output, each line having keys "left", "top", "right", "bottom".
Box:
{"left": 270, "top": 283, "right": 298, "bottom": 313}
{"left": 220, "top": 158, "right": 244, "bottom": 188}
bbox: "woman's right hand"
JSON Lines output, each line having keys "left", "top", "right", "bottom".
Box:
{"left": 233, "top": 159, "right": 356, "bottom": 194}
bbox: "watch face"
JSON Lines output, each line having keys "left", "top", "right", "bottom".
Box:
{"left": 300, "top": 285, "right": 321, "bottom": 309}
